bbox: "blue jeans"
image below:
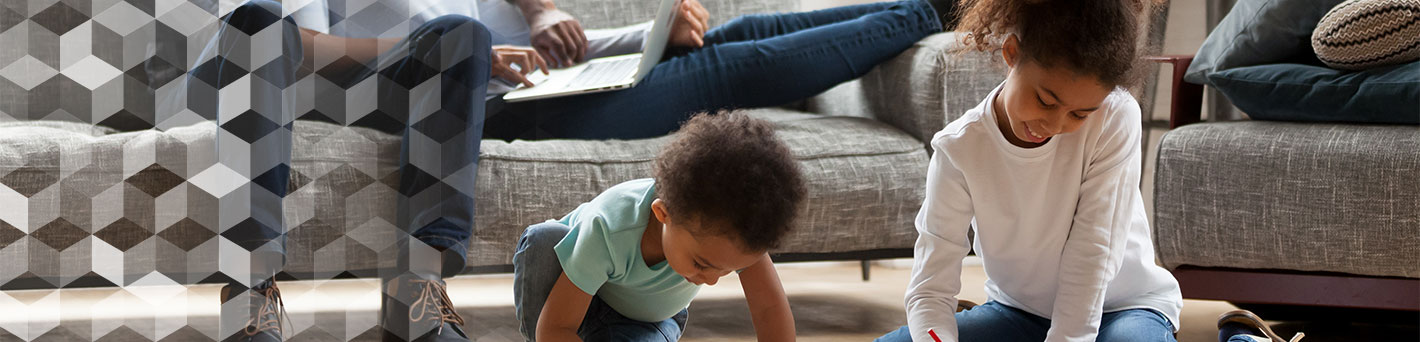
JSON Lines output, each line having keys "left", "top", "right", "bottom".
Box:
{"left": 211, "top": 0, "right": 488, "bottom": 282}
{"left": 485, "top": 0, "right": 942, "bottom": 140}
{"left": 513, "top": 222, "right": 690, "bottom": 342}
{"left": 875, "top": 301, "right": 1176, "bottom": 342}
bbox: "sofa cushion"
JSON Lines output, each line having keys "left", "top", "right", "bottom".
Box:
{"left": 1184, "top": 0, "right": 1345, "bottom": 84}
{"left": 1310, "top": 0, "right": 1420, "bottom": 70}
{"left": 280, "top": 108, "right": 927, "bottom": 276}
{"left": 468, "top": 109, "right": 927, "bottom": 266}
{"left": 0, "top": 121, "right": 218, "bottom": 288}
{"left": 0, "top": 121, "right": 117, "bottom": 137}
{"left": 1153, "top": 121, "right": 1420, "bottom": 278}
{"left": 808, "top": 33, "right": 1005, "bottom": 148}
{"left": 1207, "top": 61, "right": 1420, "bottom": 124}
{"left": 2, "top": 108, "right": 928, "bottom": 284}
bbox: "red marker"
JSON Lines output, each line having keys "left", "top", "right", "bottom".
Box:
{"left": 928, "top": 328, "right": 942, "bottom": 342}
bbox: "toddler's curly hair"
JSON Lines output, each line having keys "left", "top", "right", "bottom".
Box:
{"left": 653, "top": 111, "right": 806, "bottom": 252}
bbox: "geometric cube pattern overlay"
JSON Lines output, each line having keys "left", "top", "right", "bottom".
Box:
{"left": 1, "top": 0, "right": 483, "bottom": 339}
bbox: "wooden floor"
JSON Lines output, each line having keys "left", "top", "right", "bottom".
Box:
{"left": 2, "top": 259, "right": 1414, "bottom": 341}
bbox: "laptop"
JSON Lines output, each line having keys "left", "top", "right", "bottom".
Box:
{"left": 500, "top": 0, "right": 678, "bottom": 102}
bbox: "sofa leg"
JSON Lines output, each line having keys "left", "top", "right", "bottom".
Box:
{"left": 861, "top": 260, "right": 871, "bottom": 281}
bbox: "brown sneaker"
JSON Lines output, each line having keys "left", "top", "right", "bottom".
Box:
{"left": 1218, "top": 309, "right": 1304, "bottom": 342}
{"left": 381, "top": 274, "right": 468, "bottom": 341}
{"left": 220, "top": 281, "right": 287, "bottom": 342}
{"left": 956, "top": 299, "right": 979, "bottom": 312}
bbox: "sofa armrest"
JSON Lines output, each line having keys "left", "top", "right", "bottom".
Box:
{"left": 805, "top": 32, "right": 1005, "bottom": 147}
{"left": 1145, "top": 55, "right": 1204, "bottom": 128}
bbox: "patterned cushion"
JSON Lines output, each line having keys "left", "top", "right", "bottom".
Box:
{"left": 1153, "top": 121, "right": 1420, "bottom": 279}
{"left": 1311, "top": 0, "right": 1420, "bottom": 70}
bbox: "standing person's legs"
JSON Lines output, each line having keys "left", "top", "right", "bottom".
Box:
{"left": 198, "top": 0, "right": 300, "bottom": 340}
{"left": 209, "top": 0, "right": 295, "bottom": 289}
{"left": 874, "top": 301, "right": 1050, "bottom": 342}
{"left": 382, "top": 14, "right": 490, "bottom": 280}
{"left": 329, "top": 14, "right": 491, "bottom": 341}
{"left": 487, "top": 0, "right": 940, "bottom": 140}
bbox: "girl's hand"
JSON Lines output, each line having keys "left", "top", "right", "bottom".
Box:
{"left": 491, "top": 45, "right": 550, "bottom": 87}
{"left": 668, "top": 0, "right": 710, "bottom": 48}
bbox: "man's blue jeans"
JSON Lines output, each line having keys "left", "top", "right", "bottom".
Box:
{"left": 485, "top": 0, "right": 943, "bottom": 140}
{"left": 211, "top": 0, "right": 488, "bottom": 283}
{"left": 874, "top": 301, "right": 1177, "bottom": 342}
{"left": 512, "top": 222, "right": 690, "bottom": 342}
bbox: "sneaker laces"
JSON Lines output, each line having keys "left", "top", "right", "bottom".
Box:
{"left": 1241, "top": 333, "right": 1307, "bottom": 342}
{"left": 243, "top": 283, "right": 290, "bottom": 337}
{"left": 407, "top": 279, "right": 465, "bottom": 335}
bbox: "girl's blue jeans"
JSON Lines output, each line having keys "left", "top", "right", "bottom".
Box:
{"left": 875, "top": 301, "right": 1177, "bottom": 342}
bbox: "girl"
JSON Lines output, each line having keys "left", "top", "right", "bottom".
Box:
{"left": 876, "top": 0, "right": 1182, "bottom": 341}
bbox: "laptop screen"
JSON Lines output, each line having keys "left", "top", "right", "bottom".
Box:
{"left": 634, "top": 0, "right": 680, "bottom": 83}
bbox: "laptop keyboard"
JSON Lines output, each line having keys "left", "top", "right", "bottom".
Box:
{"left": 567, "top": 58, "right": 639, "bottom": 89}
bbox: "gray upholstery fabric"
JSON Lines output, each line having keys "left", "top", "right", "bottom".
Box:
{"left": 0, "top": 121, "right": 117, "bottom": 136}
{"left": 0, "top": 121, "right": 218, "bottom": 287}
{"left": 558, "top": 0, "right": 795, "bottom": 29}
{"left": 1, "top": 107, "right": 927, "bottom": 282}
{"left": 808, "top": 32, "right": 1004, "bottom": 149}
{"left": 808, "top": 28, "right": 1168, "bottom": 151}
{"left": 1153, "top": 121, "right": 1420, "bottom": 278}
{"left": 287, "top": 109, "right": 926, "bottom": 273}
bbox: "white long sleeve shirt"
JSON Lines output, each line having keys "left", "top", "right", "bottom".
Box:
{"left": 904, "top": 83, "right": 1182, "bottom": 342}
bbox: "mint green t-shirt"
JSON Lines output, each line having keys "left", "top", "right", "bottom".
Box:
{"left": 553, "top": 178, "right": 701, "bottom": 322}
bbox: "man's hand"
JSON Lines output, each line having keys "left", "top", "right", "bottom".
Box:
{"left": 669, "top": 0, "right": 710, "bottom": 48}
{"left": 527, "top": 9, "right": 588, "bottom": 68}
{"left": 491, "top": 45, "right": 549, "bottom": 87}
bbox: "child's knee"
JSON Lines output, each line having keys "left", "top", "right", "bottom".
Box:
{"left": 232, "top": 0, "right": 276, "bottom": 13}
{"left": 221, "top": 0, "right": 302, "bottom": 56}
{"left": 1097, "top": 310, "right": 1174, "bottom": 342}
{"left": 221, "top": 0, "right": 294, "bottom": 36}
{"left": 230, "top": 0, "right": 282, "bottom": 20}
{"left": 518, "top": 222, "right": 571, "bottom": 251}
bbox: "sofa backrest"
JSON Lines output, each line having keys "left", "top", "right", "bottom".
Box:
{"left": 559, "top": 0, "right": 799, "bottom": 29}
{"left": 0, "top": 0, "right": 225, "bottom": 131}
{"left": 806, "top": 1, "right": 1171, "bottom": 148}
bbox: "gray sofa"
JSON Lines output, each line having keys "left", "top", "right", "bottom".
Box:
{"left": 1149, "top": 58, "right": 1420, "bottom": 311}
{"left": 0, "top": 0, "right": 1168, "bottom": 289}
